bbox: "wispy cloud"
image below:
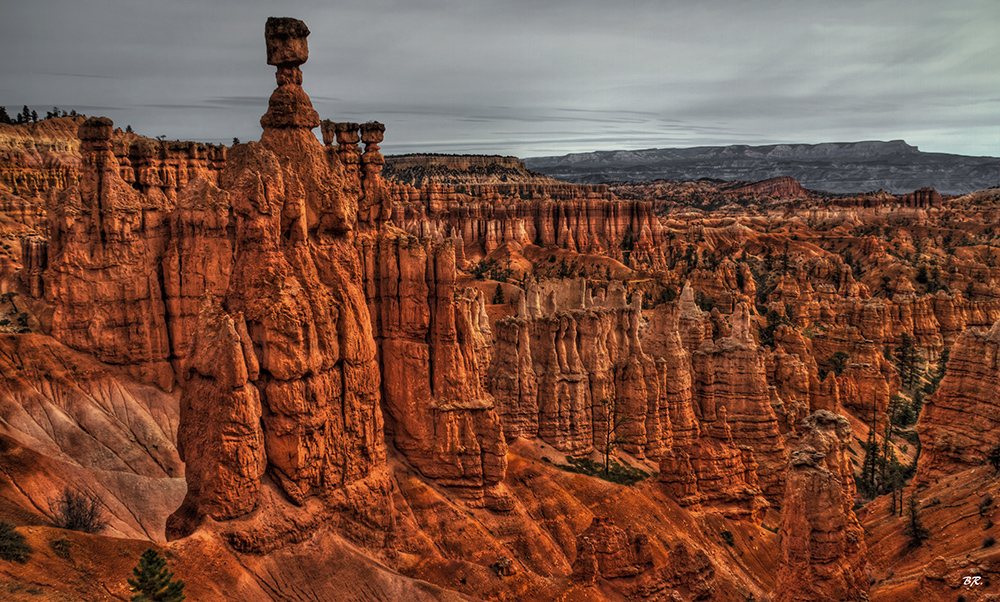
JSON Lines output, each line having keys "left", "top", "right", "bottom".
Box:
{"left": 3, "top": 0, "right": 996, "bottom": 157}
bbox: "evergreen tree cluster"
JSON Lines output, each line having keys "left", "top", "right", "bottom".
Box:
{"left": 470, "top": 257, "right": 513, "bottom": 282}
{"left": 757, "top": 308, "right": 790, "bottom": 348}
{"left": 819, "top": 351, "right": 851, "bottom": 380}
{"left": 888, "top": 394, "right": 918, "bottom": 428}
{"left": 895, "top": 333, "right": 922, "bottom": 390}
{"left": 857, "top": 419, "right": 912, "bottom": 501}
{"left": 0, "top": 105, "right": 79, "bottom": 125}
{"left": 988, "top": 445, "right": 1000, "bottom": 474}
{"left": 904, "top": 494, "right": 931, "bottom": 547}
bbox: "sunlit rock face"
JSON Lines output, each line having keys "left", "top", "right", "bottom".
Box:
{"left": 775, "top": 410, "right": 868, "bottom": 602}
{"left": 169, "top": 15, "right": 516, "bottom": 542}
{"left": 916, "top": 318, "right": 1000, "bottom": 483}
{"left": 168, "top": 17, "right": 394, "bottom": 543}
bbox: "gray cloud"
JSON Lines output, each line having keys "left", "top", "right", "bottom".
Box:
{"left": 1, "top": 0, "right": 996, "bottom": 158}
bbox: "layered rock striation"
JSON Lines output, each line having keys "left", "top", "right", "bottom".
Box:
{"left": 690, "top": 303, "right": 786, "bottom": 502}
{"left": 360, "top": 229, "right": 508, "bottom": 504}
{"left": 916, "top": 317, "right": 1000, "bottom": 482}
{"left": 45, "top": 116, "right": 175, "bottom": 390}
{"left": 775, "top": 410, "right": 868, "bottom": 602}
{"left": 389, "top": 186, "right": 667, "bottom": 269}
{"left": 489, "top": 281, "right": 771, "bottom": 517}
{"left": 168, "top": 17, "right": 394, "bottom": 544}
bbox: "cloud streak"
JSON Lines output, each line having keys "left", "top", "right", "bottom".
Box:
{"left": 1, "top": 0, "right": 996, "bottom": 158}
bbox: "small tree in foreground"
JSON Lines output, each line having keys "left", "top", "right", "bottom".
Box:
{"left": 0, "top": 520, "right": 32, "bottom": 563}
{"left": 904, "top": 494, "right": 930, "bottom": 547}
{"left": 598, "top": 395, "right": 628, "bottom": 476}
{"left": 50, "top": 487, "right": 107, "bottom": 534}
{"left": 128, "top": 548, "right": 185, "bottom": 602}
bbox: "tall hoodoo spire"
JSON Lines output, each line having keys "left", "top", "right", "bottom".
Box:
{"left": 261, "top": 17, "right": 320, "bottom": 131}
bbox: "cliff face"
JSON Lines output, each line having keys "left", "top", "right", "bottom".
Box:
{"left": 487, "top": 279, "right": 664, "bottom": 455}
{"left": 165, "top": 18, "right": 398, "bottom": 547}
{"left": 488, "top": 285, "right": 645, "bottom": 456}
{"left": 0, "top": 117, "right": 226, "bottom": 201}
{"left": 775, "top": 411, "right": 868, "bottom": 602}
{"left": 488, "top": 283, "right": 770, "bottom": 520}
{"left": 0, "top": 117, "right": 83, "bottom": 199}
{"left": 7, "top": 13, "right": 1000, "bottom": 602}
{"left": 691, "top": 303, "right": 786, "bottom": 503}
{"left": 383, "top": 154, "right": 556, "bottom": 188}
{"left": 389, "top": 186, "right": 666, "bottom": 269}
{"left": 916, "top": 318, "right": 1000, "bottom": 482}
{"left": 362, "top": 230, "right": 508, "bottom": 504}
{"left": 45, "top": 117, "right": 175, "bottom": 390}
{"left": 727, "top": 176, "right": 809, "bottom": 199}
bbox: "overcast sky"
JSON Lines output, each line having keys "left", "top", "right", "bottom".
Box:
{"left": 1, "top": 0, "right": 997, "bottom": 158}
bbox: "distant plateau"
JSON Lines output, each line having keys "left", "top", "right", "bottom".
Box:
{"left": 523, "top": 140, "right": 1000, "bottom": 195}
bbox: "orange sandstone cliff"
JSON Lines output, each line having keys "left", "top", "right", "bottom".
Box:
{"left": 3, "top": 14, "right": 1000, "bottom": 602}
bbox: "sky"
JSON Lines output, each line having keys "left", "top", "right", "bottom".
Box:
{"left": 1, "top": 0, "right": 997, "bottom": 158}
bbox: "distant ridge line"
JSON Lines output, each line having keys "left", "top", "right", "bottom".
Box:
{"left": 523, "top": 140, "right": 998, "bottom": 195}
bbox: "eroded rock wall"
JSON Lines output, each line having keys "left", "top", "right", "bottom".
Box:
{"left": 916, "top": 318, "right": 1000, "bottom": 482}
{"left": 391, "top": 190, "right": 666, "bottom": 268}
{"left": 775, "top": 410, "right": 868, "bottom": 602}
{"left": 691, "top": 303, "right": 786, "bottom": 502}
{"left": 362, "top": 230, "right": 507, "bottom": 503}
{"left": 168, "top": 19, "right": 395, "bottom": 543}
{"left": 45, "top": 117, "right": 175, "bottom": 390}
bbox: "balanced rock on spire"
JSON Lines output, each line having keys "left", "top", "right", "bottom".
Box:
{"left": 261, "top": 17, "right": 320, "bottom": 130}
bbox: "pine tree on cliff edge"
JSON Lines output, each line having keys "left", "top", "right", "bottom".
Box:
{"left": 127, "top": 548, "right": 185, "bottom": 602}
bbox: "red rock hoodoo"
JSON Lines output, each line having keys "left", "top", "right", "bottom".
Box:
{"left": 4, "top": 13, "right": 1000, "bottom": 602}
{"left": 775, "top": 410, "right": 868, "bottom": 602}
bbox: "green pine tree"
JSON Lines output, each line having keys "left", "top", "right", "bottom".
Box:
{"left": 904, "top": 494, "right": 930, "bottom": 546}
{"left": 858, "top": 425, "right": 879, "bottom": 498}
{"left": 127, "top": 548, "right": 185, "bottom": 602}
{"left": 895, "top": 333, "right": 922, "bottom": 389}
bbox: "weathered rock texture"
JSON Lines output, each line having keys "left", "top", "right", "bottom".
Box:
{"left": 727, "top": 176, "right": 810, "bottom": 199}
{"left": 167, "top": 17, "right": 395, "bottom": 544}
{"left": 384, "top": 154, "right": 562, "bottom": 187}
{"left": 916, "top": 318, "right": 1000, "bottom": 482}
{"left": 775, "top": 410, "right": 868, "bottom": 602}
{"left": 690, "top": 303, "right": 786, "bottom": 502}
{"left": 488, "top": 279, "right": 668, "bottom": 458}
{"left": 388, "top": 182, "right": 666, "bottom": 269}
{"left": 10, "top": 13, "right": 1000, "bottom": 602}
{"left": 572, "top": 517, "right": 653, "bottom": 580}
{"left": 0, "top": 333, "right": 184, "bottom": 541}
{"left": 0, "top": 117, "right": 84, "bottom": 198}
{"left": 3, "top": 17, "right": 519, "bottom": 549}
{"left": 0, "top": 117, "right": 225, "bottom": 200}
{"left": 360, "top": 229, "right": 508, "bottom": 504}
{"left": 489, "top": 282, "right": 770, "bottom": 518}
{"left": 45, "top": 116, "right": 175, "bottom": 390}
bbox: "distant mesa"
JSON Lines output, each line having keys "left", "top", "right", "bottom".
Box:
{"left": 524, "top": 140, "right": 999, "bottom": 195}
{"left": 383, "top": 153, "right": 558, "bottom": 187}
{"left": 726, "top": 176, "right": 809, "bottom": 198}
